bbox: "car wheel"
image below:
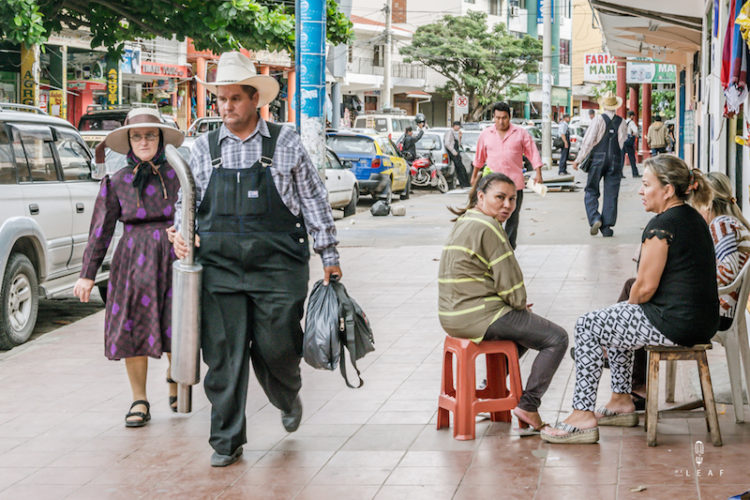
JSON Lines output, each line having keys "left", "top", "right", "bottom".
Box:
{"left": 0, "top": 253, "right": 39, "bottom": 349}
{"left": 437, "top": 174, "right": 449, "bottom": 193}
{"left": 400, "top": 176, "right": 411, "bottom": 200}
{"left": 343, "top": 186, "right": 358, "bottom": 217}
{"left": 97, "top": 282, "right": 108, "bottom": 303}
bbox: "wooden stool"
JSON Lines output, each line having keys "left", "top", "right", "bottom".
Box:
{"left": 436, "top": 336, "right": 523, "bottom": 440}
{"left": 645, "top": 344, "right": 722, "bottom": 447}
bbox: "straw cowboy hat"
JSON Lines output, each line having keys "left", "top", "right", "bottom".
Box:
{"left": 196, "top": 52, "right": 280, "bottom": 108}
{"left": 598, "top": 91, "right": 623, "bottom": 111}
{"left": 105, "top": 108, "right": 184, "bottom": 155}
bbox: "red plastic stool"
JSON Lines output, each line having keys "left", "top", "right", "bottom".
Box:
{"left": 437, "top": 336, "right": 523, "bottom": 440}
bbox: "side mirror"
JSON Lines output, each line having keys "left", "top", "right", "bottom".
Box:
{"left": 343, "top": 160, "right": 353, "bottom": 169}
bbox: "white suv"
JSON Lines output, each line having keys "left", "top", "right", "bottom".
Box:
{"left": 0, "top": 105, "right": 114, "bottom": 348}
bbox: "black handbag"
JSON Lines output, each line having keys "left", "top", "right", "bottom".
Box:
{"left": 579, "top": 154, "right": 592, "bottom": 173}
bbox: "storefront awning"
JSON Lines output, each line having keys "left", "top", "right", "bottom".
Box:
{"left": 591, "top": 0, "right": 703, "bottom": 65}
{"left": 405, "top": 91, "right": 431, "bottom": 100}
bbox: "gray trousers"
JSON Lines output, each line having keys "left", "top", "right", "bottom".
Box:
{"left": 485, "top": 309, "right": 569, "bottom": 412}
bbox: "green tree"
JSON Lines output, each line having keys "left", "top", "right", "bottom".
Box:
{"left": 400, "top": 11, "right": 542, "bottom": 121}
{"left": 0, "top": 0, "right": 352, "bottom": 54}
{"left": 652, "top": 88, "right": 675, "bottom": 118}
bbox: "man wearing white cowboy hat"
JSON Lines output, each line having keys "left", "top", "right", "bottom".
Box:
{"left": 573, "top": 91, "right": 628, "bottom": 237}
{"left": 170, "top": 51, "right": 341, "bottom": 467}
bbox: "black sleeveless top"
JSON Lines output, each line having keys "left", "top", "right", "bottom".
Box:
{"left": 639, "top": 204, "right": 719, "bottom": 345}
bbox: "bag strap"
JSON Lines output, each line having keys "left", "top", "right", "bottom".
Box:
{"left": 332, "top": 282, "right": 364, "bottom": 388}
{"left": 208, "top": 128, "right": 223, "bottom": 168}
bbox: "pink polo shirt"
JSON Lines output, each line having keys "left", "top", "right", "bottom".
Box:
{"left": 473, "top": 124, "right": 543, "bottom": 190}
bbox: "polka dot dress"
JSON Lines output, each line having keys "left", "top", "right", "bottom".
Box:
{"left": 80, "top": 164, "right": 179, "bottom": 360}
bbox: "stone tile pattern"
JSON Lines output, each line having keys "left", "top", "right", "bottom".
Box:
{"left": 1, "top": 241, "right": 748, "bottom": 499}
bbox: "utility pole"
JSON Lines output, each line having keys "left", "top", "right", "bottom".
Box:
{"left": 295, "top": 0, "right": 326, "bottom": 173}
{"left": 382, "top": 0, "right": 392, "bottom": 109}
{"left": 541, "top": 0, "right": 552, "bottom": 169}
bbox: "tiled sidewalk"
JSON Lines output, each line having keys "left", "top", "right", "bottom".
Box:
{"left": 1, "top": 194, "right": 750, "bottom": 498}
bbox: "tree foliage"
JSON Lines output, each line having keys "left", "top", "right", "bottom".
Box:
{"left": 400, "top": 12, "right": 542, "bottom": 121}
{"left": 0, "top": 0, "right": 352, "bottom": 54}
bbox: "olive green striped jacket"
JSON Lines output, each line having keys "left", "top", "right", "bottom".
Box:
{"left": 438, "top": 209, "right": 526, "bottom": 341}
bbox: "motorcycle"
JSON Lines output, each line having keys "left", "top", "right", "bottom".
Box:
{"left": 409, "top": 152, "right": 449, "bottom": 193}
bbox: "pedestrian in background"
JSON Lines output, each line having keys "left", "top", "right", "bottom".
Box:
{"left": 587, "top": 109, "right": 596, "bottom": 123}
{"left": 444, "top": 121, "right": 471, "bottom": 188}
{"left": 666, "top": 122, "right": 676, "bottom": 153}
{"left": 74, "top": 108, "right": 184, "bottom": 427}
{"left": 439, "top": 172, "right": 568, "bottom": 433}
{"left": 647, "top": 115, "right": 667, "bottom": 156}
{"left": 573, "top": 91, "right": 627, "bottom": 237}
{"left": 471, "top": 101, "right": 543, "bottom": 249}
{"left": 402, "top": 123, "right": 424, "bottom": 162}
{"left": 558, "top": 114, "right": 571, "bottom": 175}
{"left": 170, "top": 52, "right": 341, "bottom": 468}
{"left": 622, "top": 110, "right": 640, "bottom": 178}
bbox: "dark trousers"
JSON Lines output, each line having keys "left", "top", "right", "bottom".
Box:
{"left": 622, "top": 137, "right": 638, "bottom": 177}
{"left": 201, "top": 282, "right": 307, "bottom": 455}
{"left": 504, "top": 189, "right": 523, "bottom": 249}
{"left": 584, "top": 156, "right": 621, "bottom": 232}
{"left": 558, "top": 147, "right": 570, "bottom": 174}
{"left": 450, "top": 152, "right": 471, "bottom": 188}
{"left": 618, "top": 278, "right": 647, "bottom": 388}
{"left": 651, "top": 147, "right": 666, "bottom": 156}
{"left": 485, "top": 309, "right": 569, "bottom": 412}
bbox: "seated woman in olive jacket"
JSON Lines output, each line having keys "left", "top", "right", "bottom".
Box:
{"left": 542, "top": 155, "right": 719, "bottom": 444}
{"left": 438, "top": 172, "right": 568, "bottom": 432}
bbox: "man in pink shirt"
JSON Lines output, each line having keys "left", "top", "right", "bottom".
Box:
{"left": 471, "top": 102, "right": 543, "bottom": 248}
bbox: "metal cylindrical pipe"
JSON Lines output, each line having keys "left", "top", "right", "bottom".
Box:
{"left": 165, "top": 145, "right": 202, "bottom": 414}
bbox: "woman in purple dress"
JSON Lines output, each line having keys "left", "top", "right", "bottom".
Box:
{"left": 74, "top": 108, "right": 184, "bottom": 427}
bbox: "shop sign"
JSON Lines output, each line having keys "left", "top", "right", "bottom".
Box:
{"left": 140, "top": 62, "right": 190, "bottom": 78}
{"left": 68, "top": 80, "right": 106, "bottom": 91}
{"left": 683, "top": 110, "right": 695, "bottom": 144}
{"left": 49, "top": 90, "right": 64, "bottom": 118}
{"left": 583, "top": 54, "right": 617, "bottom": 82}
{"left": 121, "top": 46, "right": 141, "bottom": 75}
{"left": 626, "top": 60, "right": 676, "bottom": 84}
{"left": 38, "top": 91, "right": 48, "bottom": 113}
{"left": 107, "top": 68, "right": 119, "bottom": 108}
{"left": 20, "top": 45, "right": 39, "bottom": 106}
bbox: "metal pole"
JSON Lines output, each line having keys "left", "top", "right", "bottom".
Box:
{"left": 165, "top": 145, "right": 202, "bottom": 414}
{"left": 541, "top": 0, "right": 552, "bottom": 169}
{"left": 382, "top": 0, "right": 392, "bottom": 109}
{"left": 331, "top": 81, "right": 341, "bottom": 129}
{"left": 296, "top": 0, "right": 327, "bottom": 173}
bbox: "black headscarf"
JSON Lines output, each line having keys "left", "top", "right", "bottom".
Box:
{"left": 126, "top": 132, "right": 168, "bottom": 205}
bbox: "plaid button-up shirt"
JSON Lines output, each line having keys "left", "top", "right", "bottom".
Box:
{"left": 175, "top": 119, "right": 339, "bottom": 266}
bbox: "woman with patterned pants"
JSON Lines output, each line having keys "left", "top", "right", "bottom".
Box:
{"left": 542, "top": 155, "right": 719, "bottom": 444}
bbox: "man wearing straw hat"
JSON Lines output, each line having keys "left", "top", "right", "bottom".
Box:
{"left": 573, "top": 91, "right": 627, "bottom": 237}
{"left": 170, "top": 52, "right": 341, "bottom": 467}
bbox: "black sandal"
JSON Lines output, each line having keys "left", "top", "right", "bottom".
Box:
{"left": 167, "top": 377, "right": 178, "bottom": 412}
{"left": 125, "top": 400, "right": 151, "bottom": 427}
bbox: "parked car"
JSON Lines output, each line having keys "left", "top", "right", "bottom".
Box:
{"left": 78, "top": 104, "right": 174, "bottom": 149}
{"left": 324, "top": 148, "right": 358, "bottom": 217}
{"left": 186, "top": 116, "right": 222, "bottom": 137}
{"left": 352, "top": 110, "right": 417, "bottom": 140}
{"left": 326, "top": 131, "right": 410, "bottom": 202}
{"left": 459, "top": 129, "right": 481, "bottom": 175}
{"left": 0, "top": 105, "right": 115, "bottom": 348}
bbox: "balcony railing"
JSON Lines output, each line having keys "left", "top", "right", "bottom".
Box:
{"left": 347, "top": 57, "right": 425, "bottom": 80}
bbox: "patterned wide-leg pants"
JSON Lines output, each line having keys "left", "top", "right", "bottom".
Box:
{"left": 572, "top": 302, "right": 674, "bottom": 411}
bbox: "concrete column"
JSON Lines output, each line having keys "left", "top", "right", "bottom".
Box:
{"left": 642, "top": 83, "right": 652, "bottom": 159}
{"left": 197, "top": 57, "right": 207, "bottom": 118}
{"left": 616, "top": 57, "right": 627, "bottom": 118}
{"left": 259, "top": 64, "right": 270, "bottom": 121}
{"left": 48, "top": 45, "right": 67, "bottom": 120}
{"left": 629, "top": 86, "right": 640, "bottom": 163}
{"left": 287, "top": 69, "right": 296, "bottom": 124}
